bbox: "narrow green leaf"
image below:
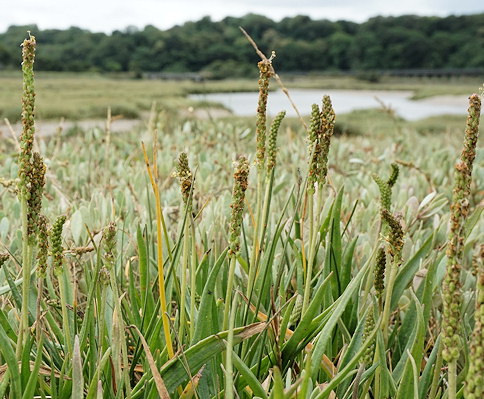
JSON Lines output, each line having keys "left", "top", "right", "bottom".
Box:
{"left": 191, "top": 248, "right": 228, "bottom": 344}
{"left": 0, "top": 324, "right": 21, "bottom": 397}
{"left": 270, "top": 367, "right": 285, "bottom": 399}
{"left": 310, "top": 258, "right": 371, "bottom": 379}
{"left": 21, "top": 338, "right": 43, "bottom": 399}
{"left": 391, "top": 233, "right": 433, "bottom": 310}
{"left": 231, "top": 350, "right": 268, "bottom": 399}
{"left": 160, "top": 322, "right": 265, "bottom": 394}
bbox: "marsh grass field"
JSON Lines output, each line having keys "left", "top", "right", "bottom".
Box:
{"left": 0, "top": 35, "right": 483, "bottom": 399}
{"left": 0, "top": 70, "right": 480, "bottom": 122}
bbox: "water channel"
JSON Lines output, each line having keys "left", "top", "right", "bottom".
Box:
{"left": 191, "top": 89, "right": 475, "bottom": 120}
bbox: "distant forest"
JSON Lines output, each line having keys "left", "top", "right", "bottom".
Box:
{"left": 0, "top": 13, "right": 483, "bottom": 77}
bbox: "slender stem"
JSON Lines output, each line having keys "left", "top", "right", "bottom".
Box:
{"left": 142, "top": 143, "right": 174, "bottom": 358}
{"left": 302, "top": 193, "right": 314, "bottom": 314}
{"left": 17, "top": 199, "right": 31, "bottom": 358}
{"left": 35, "top": 279, "right": 44, "bottom": 343}
{"left": 447, "top": 360, "right": 457, "bottom": 399}
{"left": 258, "top": 172, "right": 274, "bottom": 254}
{"left": 381, "top": 259, "right": 399, "bottom": 342}
{"left": 59, "top": 271, "right": 73, "bottom": 355}
{"left": 247, "top": 173, "right": 263, "bottom": 298}
{"left": 189, "top": 218, "right": 197, "bottom": 340}
{"left": 223, "top": 256, "right": 237, "bottom": 330}
{"left": 178, "top": 221, "right": 189, "bottom": 342}
{"left": 225, "top": 294, "right": 238, "bottom": 399}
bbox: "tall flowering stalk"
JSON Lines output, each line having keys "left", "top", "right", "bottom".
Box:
{"left": 255, "top": 60, "right": 272, "bottom": 170}
{"left": 380, "top": 209, "right": 404, "bottom": 340}
{"left": 248, "top": 59, "right": 273, "bottom": 300}
{"left": 372, "top": 163, "right": 399, "bottom": 212}
{"left": 35, "top": 215, "right": 48, "bottom": 342}
{"left": 302, "top": 96, "right": 335, "bottom": 313}
{"left": 17, "top": 33, "right": 48, "bottom": 356}
{"left": 174, "top": 152, "right": 197, "bottom": 339}
{"left": 51, "top": 216, "right": 73, "bottom": 353}
{"left": 224, "top": 156, "right": 249, "bottom": 329}
{"left": 464, "top": 267, "right": 484, "bottom": 399}
{"left": 442, "top": 94, "right": 481, "bottom": 399}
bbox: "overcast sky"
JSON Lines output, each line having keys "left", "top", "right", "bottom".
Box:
{"left": 3, "top": 0, "right": 483, "bottom": 33}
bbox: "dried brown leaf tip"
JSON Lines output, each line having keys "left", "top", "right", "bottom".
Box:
{"left": 0, "top": 253, "right": 9, "bottom": 268}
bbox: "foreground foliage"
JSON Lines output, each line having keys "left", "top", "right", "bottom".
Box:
{"left": 0, "top": 35, "right": 482, "bottom": 399}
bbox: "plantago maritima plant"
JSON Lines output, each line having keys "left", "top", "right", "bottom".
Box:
{"left": 224, "top": 155, "right": 249, "bottom": 329}
{"left": 302, "top": 96, "right": 335, "bottom": 313}
{"left": 380, "top": 209, "right": 404, "bottom": 339}
{"left": 248, "top": 58, "right": 273, "bottom": 300}
{"left": 174, "top": 152, "right": 196, "bottom": 339}
{"left": 17, "top": 33, "right": 47, "bottom": 356}
{"left": 372, "top": 163, "right": 399, "bottom": 212}
{"left": 464, "top": 268, "right": 484, "bottom": 399}
{"left": 442, "top": 93, "right": 481, "bottom": 399}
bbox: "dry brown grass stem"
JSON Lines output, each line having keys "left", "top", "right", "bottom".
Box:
{"left": 239, "top": 26, "right": 307, "bottom": 130}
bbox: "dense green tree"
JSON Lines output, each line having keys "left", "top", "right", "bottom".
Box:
{"left": 0, "top": 13, "right": 483, "bottom": 73}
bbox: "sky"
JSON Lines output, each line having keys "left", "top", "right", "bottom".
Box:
{"left": 2, "top": 0, "right": 483, "bottom": 33}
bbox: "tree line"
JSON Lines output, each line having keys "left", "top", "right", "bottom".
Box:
{"left": 0, "top": 13, "right": 483, "bottom": 78}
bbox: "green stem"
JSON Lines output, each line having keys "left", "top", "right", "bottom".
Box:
{"left": 429, "top": 339, "right": 443, "bottom": 399}
{"left": 247, "top": 172, "right": 263, "bottom": 298}
{"left": 223, "top": 256, "right": 237, "bottom": 330}
{"left": 17, "top": 196, "right": 31, "bottom": 359}
{"left": 178, "top": 221, "right": 189, "bottom": 342}
{"left": 225, "top": 294, "right": 238, "bottom": 399}
{"left": 59, "top": 270, "right": 73, "bottom": 355}
{"left": 302, "top": 193, "right": 314, "bottom": 314}
{"left": 447, "top": 360, "right": 457, "bottom": 399}
{"left": 189, "top": 217, "right": 197, "bottom": 340}
{"left": 381, "top": 259, "right": 399, "bottom": 342}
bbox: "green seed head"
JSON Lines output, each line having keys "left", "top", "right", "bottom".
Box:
{"left": 50, "top": 216, "right": 66, "bottom": 276}
{"left": 102, "top": 222, "right": 117, "bottom": 269}
{"left": 267, "top": 111, "right": 286, "bottom": 173}
{"left": 289, "top": 293, "right": 304, "bottom": 327}
{"left": 381, "top": 209, "right": 404, "bottom": 263}
{"left": 174, "top": 152, "right": 194, "bottom": 207}
{"left": 27, "top": 152, "right": 46, "bottom": 243}
{"left": 443, "top": 94, "right": 481, "bottom": 363}
{"left": 387, "top": 163, "right": 400, "bottom": 188}
{"left": 374, "top": 247, "right": 386, "bottom": 297}
{"left": 36, "top": 215, "right": 49, "bottom": 278}
{"left": 362, "top": 308, "right": 376, "bottom": 366}
{"left": 318, "top": 95, "right": 336, "bottom": 186}
{"left": 228, "top": 156, "right": 250, "bottom": 256}
{"left": 18, "top": 34, "right": 36, "bottom": 197}
{"left": 307, "top": 103, "right": 322, "bottom": 193}
{"left": 464, "top": 270, "right": 484, "bottom": 398}
{"left": 255, "top": 60, "right": 273, "bottom": 169}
